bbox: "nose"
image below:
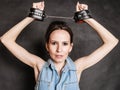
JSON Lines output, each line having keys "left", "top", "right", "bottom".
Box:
{"left": 57, "top": 44, "right": 62, "bottom": 52}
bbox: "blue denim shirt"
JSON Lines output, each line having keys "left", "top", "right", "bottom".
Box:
{"left": 35, "top": 57, "right": 80, "bottom": 90}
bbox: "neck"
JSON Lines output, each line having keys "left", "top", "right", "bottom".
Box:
{"left": 54, "top": 61, "right": 66, "bottom": 75}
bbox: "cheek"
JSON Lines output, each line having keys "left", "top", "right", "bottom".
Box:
{"left": 47, "top": 45, "right": 56, "bottom": 53}
{"left": 63, "top": 47, "right": 72, "bottom": 53}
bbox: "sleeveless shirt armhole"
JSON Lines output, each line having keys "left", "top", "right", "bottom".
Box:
{"left": 36, "top": 62, "right": 48, "bottom": 81}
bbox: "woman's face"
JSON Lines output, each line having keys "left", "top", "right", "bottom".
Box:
{"left": 46, "top": 29, "right": 73, "bottom": 63}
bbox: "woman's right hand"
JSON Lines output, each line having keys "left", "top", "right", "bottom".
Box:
{"left": 32, "top": 1, "right": 45, "bottom": 10}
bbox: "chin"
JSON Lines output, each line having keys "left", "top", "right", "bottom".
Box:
{"left": 53, "top": 57, "right": 67, "bottom": 63}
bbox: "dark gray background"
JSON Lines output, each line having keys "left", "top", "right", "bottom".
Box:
{"left": 0, "top": 0, "right": 120, "bottom": 90}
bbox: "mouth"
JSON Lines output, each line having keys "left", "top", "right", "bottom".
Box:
{"left": 55, "top": 55, "right": 63, "bottom": 58}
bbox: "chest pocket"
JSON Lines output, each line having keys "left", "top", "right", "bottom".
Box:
{"left": 36, "top": 80, "right": 51, "bottom": 90}
{"left": 63, "top": 71, "right": 80, "bottom": 90}
{"left": 35, "top": 67, "right": 52, "bottom": 90}
{"left": 64, "top": 82, "right": 79, "bottom": 90}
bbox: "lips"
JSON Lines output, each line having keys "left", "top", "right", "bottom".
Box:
{"left": 55, "top": 55, "right": 63, "bottom": 58}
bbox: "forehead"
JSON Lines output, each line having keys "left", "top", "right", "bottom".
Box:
{"left": 49, "top": 30, "right": 70, "bottom": 41}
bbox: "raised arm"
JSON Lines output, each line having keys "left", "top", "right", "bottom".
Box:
{"left": 1, "top": 2, "right": 45, "bottom": 69}
{"left": 75, "top": 2, "right": 119, "bottom": 72}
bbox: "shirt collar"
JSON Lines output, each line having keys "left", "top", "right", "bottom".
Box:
{"left": 63, "top": 57, "right": 76, "bottom": 72}
{"left": 45, "top": 56, "right": 76, "bottom": 71}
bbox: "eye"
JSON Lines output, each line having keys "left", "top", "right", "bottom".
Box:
{"left": 51, "top": 41, "right": 57, "bottom": 45}
{"left": 63, "top": 42, "right": 69, "bottom": 46}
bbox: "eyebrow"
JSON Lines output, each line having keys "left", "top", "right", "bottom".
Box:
{"left": 49, "top": 40, "right": 70, "bottom": 43}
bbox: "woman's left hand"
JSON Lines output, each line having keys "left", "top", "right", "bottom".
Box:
{"left": 76, "top": 2, "right": 88, "bottom": 12}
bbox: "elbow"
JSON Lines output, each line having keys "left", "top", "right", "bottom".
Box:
{"left": 1, "top": 34, "right": 16, "bottom": 47}
{"left": 115, "top": 38, "right": 119, "bottom": 45}
{"left": 1, "top": 36, "right": 4, "bottom": 44}
{"left": 1, "top": 35, "right": 5, "bottom": 43}
{"left": 1, "top": 36, "right": 6, "bottom": 45}
{"left": 113, "top": 38, "right": 119, "bottom": 46}
{"left": 0, "top": 36, "right": 10, "bottom": 45}
{"left": 107, "top": 38, "right": 119, "bottom": 47}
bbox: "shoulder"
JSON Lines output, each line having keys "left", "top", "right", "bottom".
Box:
{"left": 74, "top": 56, "right": 88, "bottom": 73}
{"left": 36, "top": 60, "right": 46, "bottom": 72}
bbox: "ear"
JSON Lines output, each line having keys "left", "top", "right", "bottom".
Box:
{"left": 46, "top": 43, "right": 49, "bottom": 52}
{"left": 69, "top": 43, "right": 73, "bottom": 52}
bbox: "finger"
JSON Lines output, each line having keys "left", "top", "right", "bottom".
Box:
{"left": 83, "top": 4, "right": 88, "bottom": 10}
{"left": 33, "top": 3, "right": 36, "bottom": 8}
{"left": 33, "top": 2, "right": 40, "bottom": 9}
{"left": 78, "top": 4, "right": 84, "bottom": 11}
{"left": 76, "top": 1, "right": 79, "bottom": 11}
{"left": 37, "top": 1, "right": 44, "bottom": 10}
{"left": 41, "top": 1, "right": 45, "bottom": 10}
{"left": 80, "top": 4, "right": 88, "bottom": 10}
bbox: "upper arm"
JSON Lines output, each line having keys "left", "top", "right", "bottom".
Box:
{"left": 75, "top": 41, "right": 118, "bottom": 72}
{"left": 2, "top": 41, "right": 45, "bottom": 69}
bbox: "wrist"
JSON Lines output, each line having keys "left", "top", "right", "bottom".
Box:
{"left": 73, "top": 10, "right": 92, "bottom": 23}
{"left": 28, "top": 8, "right": 46, "bottom": 21}
{"left": 26, "top": 17, "right": 35, "bottom": 21}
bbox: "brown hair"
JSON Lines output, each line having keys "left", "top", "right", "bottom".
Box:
{"left": 45, "top": 21, "right": 73, "bottom": 43}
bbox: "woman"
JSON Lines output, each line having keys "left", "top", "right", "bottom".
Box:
{"left": 1, "top": 1, "right": 119, "bottom": 90}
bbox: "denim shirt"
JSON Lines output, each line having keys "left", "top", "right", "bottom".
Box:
{"left": 35, "top": 57, "right": 80, "bottom": 90}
